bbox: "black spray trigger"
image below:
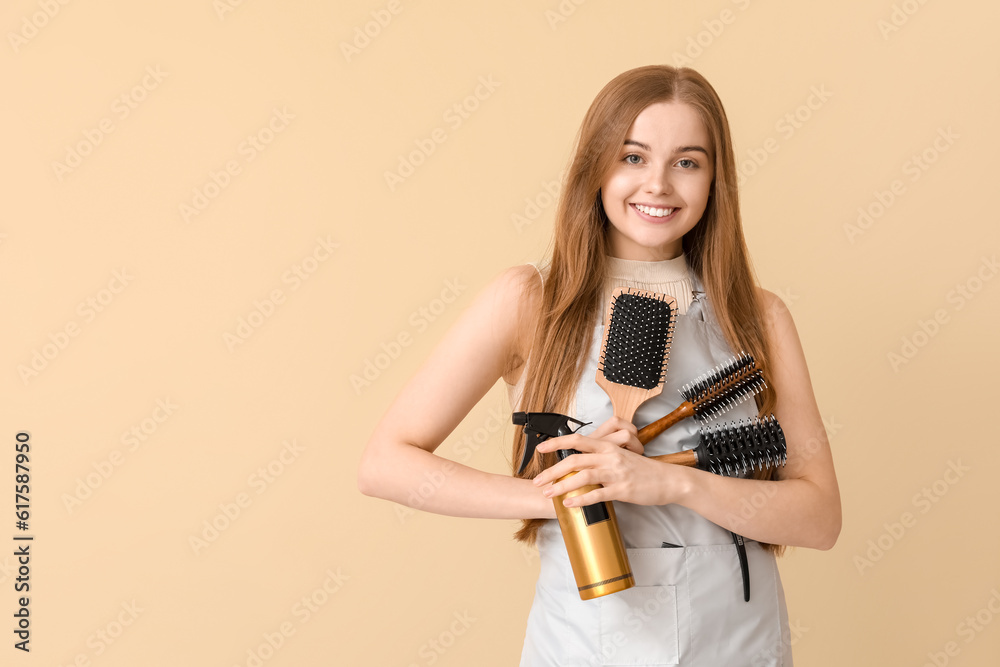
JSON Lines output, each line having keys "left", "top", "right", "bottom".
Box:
{"left": 511, "top": 412, "right": 590, "bottom": 475}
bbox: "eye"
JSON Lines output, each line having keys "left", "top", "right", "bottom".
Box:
{"left": 677, "top": 158, "right": 698, "bottom": 169}
{"left": 623, "top": 154, "right": 643, "bottom": 165}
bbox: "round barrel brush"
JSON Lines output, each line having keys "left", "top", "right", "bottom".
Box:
{"left": 636, "top": 351, "right": 766, "bottom": 445}
{"left": 646, "top": 414, "right": 787, "bottom": 474}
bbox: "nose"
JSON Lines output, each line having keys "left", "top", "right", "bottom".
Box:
{"left": 643, "top": 162, "right": 673, "bottom": 195}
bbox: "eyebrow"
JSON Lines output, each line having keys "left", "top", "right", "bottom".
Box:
{"left": 623, "top": 139, "right": 709, "bottom": 155}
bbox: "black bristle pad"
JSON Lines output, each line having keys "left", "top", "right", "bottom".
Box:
{"left": 698, "top": 415, "right": 787, "bottom": 477}
{"left": 680, "top": 352, "right": 767, "bottom": 423}
{"left": 600, "top": 291, "right": 674, "bottom": 390}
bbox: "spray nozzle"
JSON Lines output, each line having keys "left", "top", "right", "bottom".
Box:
{"left": 512, "top": 411, "right": 590, "bottom": 475}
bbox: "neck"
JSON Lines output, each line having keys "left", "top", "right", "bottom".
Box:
{"left": 603, "top": 253, "right": 694, "bottom": 316}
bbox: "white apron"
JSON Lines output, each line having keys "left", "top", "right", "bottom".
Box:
{"left": 519, "top": 280, "right": 793, "bottom": 666}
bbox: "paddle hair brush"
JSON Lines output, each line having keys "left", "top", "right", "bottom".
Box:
{"left": 636, "top": 351, "right": 766, "bottom": 445}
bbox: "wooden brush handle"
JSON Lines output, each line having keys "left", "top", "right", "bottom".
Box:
{"left": 636, "top": 402, "right": 695, "bottom": 445}
{"left": 647, "top": 450, "right": 698, "bottom": 466}
{"left": 597, "top": 376, "right": 653, "bottom": 424}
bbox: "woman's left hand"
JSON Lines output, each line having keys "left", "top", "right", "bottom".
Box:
{"left": 531, "top": 416, "right": 688, "bottom": 507}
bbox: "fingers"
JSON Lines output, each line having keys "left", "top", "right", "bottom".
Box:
{"left": 589, "top": 416, "right": 638, "bottom": 439}
{"left": 531, "top": 450, "right": 594, "bottom": 487}
{"left": 533, "top": 430, "right": 643, "bottom": 486}
{"left": 576, "top": 419, "right": 643, "bottom": 456}
{"left": 535, "top": 432, "right": 591, "bottom": 453}
{"left": 554, "top": 486, "right": 608, "bottom": 508}
{"left": 536, "top": 467, "right": 598, "bottom": 500}
{"left": 585, "top": 428, "right": 645, "bottom": 456}
{"left": 534, "top": 468, "right": 617, "bottom": 507}
{"left": 623, "top": 438, "right": 645, "bottom": 456}
{"left": 537, "top": 429, "right": 633, "bottom": 454}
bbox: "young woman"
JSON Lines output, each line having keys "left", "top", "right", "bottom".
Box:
{"left": 358, "top": 65, "right": 841, "bottom": 666}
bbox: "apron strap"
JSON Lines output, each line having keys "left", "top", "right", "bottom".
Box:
{"left": 688, "top": 273, "right": 707, "bottom": 322}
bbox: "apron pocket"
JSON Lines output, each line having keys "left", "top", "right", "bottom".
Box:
{"left": 683, "top": 543, "right": 787, "bottom": 665}
{"left": 598, "top": 546, "right": 683, "bottom": 666}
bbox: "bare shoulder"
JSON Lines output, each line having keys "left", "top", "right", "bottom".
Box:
{"left": 487, "top": 264, "right": 543, "bottom": 321}
{"left": 494, "top": 263, "right": 544, "bottom": 383}
{"left": 497, "top": 262, "right": 544, "bottom": 296}
{"left": 756, "top": 287, "right": 792, "bottom": 328}
{"left": 756, "top": 287, "right": 802, "bottom": 353}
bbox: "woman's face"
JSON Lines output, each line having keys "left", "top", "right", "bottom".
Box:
{"left": 600, "top": 101, "right": 715, "bottom": 261}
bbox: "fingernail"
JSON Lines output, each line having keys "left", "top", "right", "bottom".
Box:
{"left": 542, "top": 489, "right": 553, "bottom": 497}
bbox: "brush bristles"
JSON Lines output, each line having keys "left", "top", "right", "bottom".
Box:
{"left": 698, "top": 415, "right": 786, "bottom": 477}
{"left": 598, "top": 289, "right": 676, "bottom": 390}
{"left": 680, "top": 351, "right": 767, "bottom": 424}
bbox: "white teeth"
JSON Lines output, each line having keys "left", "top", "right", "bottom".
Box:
{"left": 635, "top": 204, "right": 676, "bottom": 217}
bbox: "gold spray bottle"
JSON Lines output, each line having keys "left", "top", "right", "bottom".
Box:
{"left": 513, "top": 411, "right": 634, "bottom": 600}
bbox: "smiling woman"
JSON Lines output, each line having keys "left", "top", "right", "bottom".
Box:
{"left": 358, "top": 64, "right": 840, "bottom": 666}
{"left": 600, "top": 101, "right": 715, "bottom": 261}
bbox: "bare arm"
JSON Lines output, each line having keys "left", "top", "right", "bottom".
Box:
{"left": 669, "top": 289, "right": 842, "bottom": 549}
{"left": 356, "top": 264, "right": 556, "bottom": 521}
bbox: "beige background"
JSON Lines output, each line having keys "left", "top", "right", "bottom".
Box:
{"left": 2, "top": 0, "right": 998, "bottom": 665}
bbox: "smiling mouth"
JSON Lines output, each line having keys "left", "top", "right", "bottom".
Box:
{"left": 632, "top": 204, "right": 677, "bottom": 218}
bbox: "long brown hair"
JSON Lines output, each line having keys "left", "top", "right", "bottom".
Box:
{"left": 511, "top": 65, "right": 785, "bottom": 556}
